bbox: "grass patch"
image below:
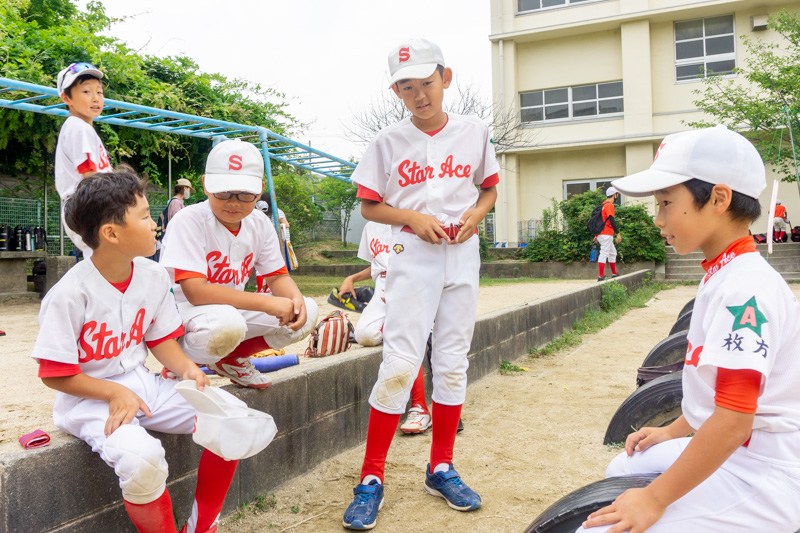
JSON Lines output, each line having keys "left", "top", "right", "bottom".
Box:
{"left": 499, "top": 360, "right": 528, "bottom": 375}
{"left": 529, "top": 279, "right": 674, "bottom": 359}
{"left": 230, "top": 492, "right": 278, "bottom": 521}
{"left": 478, "top": 276, "right": 569, "bottom": 287}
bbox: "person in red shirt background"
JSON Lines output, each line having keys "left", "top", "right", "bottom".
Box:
{"left": 595, "top": 186, "right": 623, "bottom": 281}
{"left": 773, "top": 199, "right": 790, "bottom": 240}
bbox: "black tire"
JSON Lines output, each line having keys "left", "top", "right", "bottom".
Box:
{"left": 603, "top": 373, "right": 683, "bottom": 445}
{"left": 524, "top": 475, "right": 657, "bottom": 533}
{"left": 677, "top": 298, "right": 695, "bottom": 319}
{"left": 669, "top": 311, "right": 692, "bottom": 335}
{"left": 641, "top": 331, "right": 688, "bottom": 369}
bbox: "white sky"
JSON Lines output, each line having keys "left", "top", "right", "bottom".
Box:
{"left": 80, "top": 0, "right": 494, "bottom": 162}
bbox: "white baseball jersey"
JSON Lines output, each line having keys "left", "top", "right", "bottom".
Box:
{"left": 350, "top": 114, "right": 499, "bottom": 225}
{"left": 683, "top": 240, "right": 800, "bottom": 465}
{"left": 55, "top": 116, "right": 112, "bottom": 198}
{"left": 357, "top": 222, "right": 392, "bottom": 282}
{"left": 31, "top": 257, "right": 182, "bottom": 379}
{"left": 159, "top": 201, "right": 285, "bottom": 303}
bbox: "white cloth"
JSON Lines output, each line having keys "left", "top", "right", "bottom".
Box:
{"left": 55, "top": 116, "right": 112, "bottom": 199}
{"left": 357, "top": 222, "right": 392, "bottom": 282}
{"left": 159, "top": 201, "right": 285, "bottom": 303}
{"left": 369, "top": 230, "right": 480, "bottom": 413}
{"left": 596, "top": 234, "right": 616, "bottom": 263}
{"left": 32, "top": 257, "right": 182, "bottom": 378}
{"left": 350, "top": 114, "right": 499, "bottom": 228}
{"left": 355, "top": 274, "right": 387, "bottom": 347}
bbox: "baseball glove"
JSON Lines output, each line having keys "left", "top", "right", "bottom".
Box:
{"left": 304, "top": 310, "right": 355, "bottom": 357}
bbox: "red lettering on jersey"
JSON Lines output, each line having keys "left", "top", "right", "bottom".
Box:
{"left": 397, "top": 159, "right": 434, "bottom": 187}
{"left": 439, "top": 155, "right": 471, "bottom": 179}
{"left": 228, "top": 154, "right": 243, "bottom": 171}
{"left": 78, "top": 309, "right": 147, "bottom": 362}
{"left": 206, "top": 251, "right": 255, "bottom": 285}
{"left": 369, "top": 237, "right": 389, "bottom": 257}
{"left": 399, "top": 47, "right": 410, "bottom": 63}
{"left": 98, "top": 145, "right": 110, "bottom": 170}
{"left": 685, "top": 341, "right": 703, "bottom": 367}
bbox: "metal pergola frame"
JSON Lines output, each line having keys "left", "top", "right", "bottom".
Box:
{"left": 0, "top": 77, "right": 354, "bottom": 253}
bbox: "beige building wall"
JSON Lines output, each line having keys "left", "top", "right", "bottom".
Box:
{"left": 490, "top": 0, "right": 800, "bottom": 246}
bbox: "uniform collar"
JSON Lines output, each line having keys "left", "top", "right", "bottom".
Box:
{"left": 700, "top": 236, "right": 757, "bottom": 282}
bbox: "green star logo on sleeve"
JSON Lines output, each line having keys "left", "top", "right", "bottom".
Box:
{"left": 727, "top": 296, "right": 768, "bottom": 337}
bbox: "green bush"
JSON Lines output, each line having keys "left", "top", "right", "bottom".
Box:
{"left": 600, "top": 281, "right": 628, "bottom": 311}
{"left": 522, "top": 191, "right": 665, "bottom": 264}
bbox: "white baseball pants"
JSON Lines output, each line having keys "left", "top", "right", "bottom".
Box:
{"left": 369, "top": 231, "right": 479, "bottom": 414}
{"left": 596, "top": 234, "right": 616, "bottom": 263}
{"left": 177, "top": 297, "right": 319, "bottom": 364}
{"left": 355, "top": 274, "right": 386, "bottom": 347}
{"left": 53, "top": 365, "right": 247, "bottom": 504}
{"left": 575, "top": 437, "right": 800, "bottom": 532}
{"left": 774, "top": 217, "right": 788, "bottom": 232}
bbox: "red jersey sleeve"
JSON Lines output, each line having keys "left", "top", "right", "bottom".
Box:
{"left": 174, "top": 268, "right": 207, "bottom": 282}
{"left": 38, "top": 359, "right": 82, "bottom": 378}
{"left": 481, "top": 173, "right": 500, "bottom": 188}
{"left": 714, "top": 367, "right": 761, "bottom": 414}
{"left": 357, "top": 185, "right": 384, "bottom": 202}
{"left": 76, "top": 156, "right": 98, "bottom": 175}
{"left": 145, "top": 324, "right": 186, "bottom": 349}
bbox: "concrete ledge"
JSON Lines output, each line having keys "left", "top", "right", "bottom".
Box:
{"left": 480, "top": 260, "right": 655, "bottom": 279}
{"left": 0, "top": 271, "right": 651, "bottom": 532}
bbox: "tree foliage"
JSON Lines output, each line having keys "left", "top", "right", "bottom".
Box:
{"left": 688, "top": 9, "right": 800, "bottom": 180}
{"left": 0, "top": 0, "right": 299, "bottom": 198}
{"left": 317, "top": 178, "right": 359, "bottom": 245}
{"left": 271, "top": 170, "right": 322, "bottom": 244}
{"left": 523, "top": 190, "right": 665, "bottom": 264}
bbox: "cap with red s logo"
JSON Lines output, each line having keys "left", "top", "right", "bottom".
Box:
{"left": 387, "top": 38, "right": 445, "bottom": 87}
{"left": 204, "top": 140, "right": 264, "bottom": 195}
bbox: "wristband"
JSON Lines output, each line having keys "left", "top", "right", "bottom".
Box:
{"left": 19, "top": 429, "right": 50, "bottom": 449}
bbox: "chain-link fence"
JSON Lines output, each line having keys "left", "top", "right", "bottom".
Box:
{"left": 0, "top": 196, "right": 166, "bottom": 255}
{"left": 518, "top": 219, "right": 544, "bottom": 244}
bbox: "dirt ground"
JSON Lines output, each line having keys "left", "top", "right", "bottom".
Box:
{"left": 0, "top": 279, "right": 593, "bottom": 445}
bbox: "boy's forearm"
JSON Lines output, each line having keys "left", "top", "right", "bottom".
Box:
{"left": 42, "top": 373, "right": 122, "bottom": 403}
{"left": 263, "top": 273, "right": 302, "bottom": 300}
{"left": 150, "top": 339, "right": 198, "bottom": 375}
{"left": 471, "top": 186, "right": 497, "bottom": 221}
{"left": 646, "top": 407, "right": 753, "bottom": 508}
{"left": 361, "top": 200, "right": 416, "bottom": 226}
{"left": 348, "top": 267, "right": 372, "bottom": 284}
{"left": 181, "top": 278, "right": 276, "bottom": 311}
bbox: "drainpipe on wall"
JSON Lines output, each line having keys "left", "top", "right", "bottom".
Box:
{"left": 499, "top": 39, "right": 509, "bottom": 246}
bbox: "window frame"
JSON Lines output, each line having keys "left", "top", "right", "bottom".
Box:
{"left": 563, "top": 179, "right": 623, "bottom": 204}
{"left": 520, "top": 82, "right": 624, "bottom": 125}
{"left": 674, "top": 14, "right": 737, "bottom": 83}
{"left": 517, "top": 0, "right": 605, "bottom": 14}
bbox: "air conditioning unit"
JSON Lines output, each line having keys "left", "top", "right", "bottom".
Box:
{"left": 751, "top": 14, "right": 768, "bottom": 31}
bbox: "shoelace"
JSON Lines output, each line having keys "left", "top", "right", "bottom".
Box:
{"left": 354, "top": 487, "right": 378, "bottom": 504}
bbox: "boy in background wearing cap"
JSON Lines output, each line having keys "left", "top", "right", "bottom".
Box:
{"left": 773, "top": 199, "right": 790, "bottom": 241}
{"left": 160, "top": 140, "right": 318, "bottom": 389}
{"left": 55, "top": 62, "right": 113, "bottom": 258}
{"left": 595, "top": 187, "right": 622, "bottom": 281}
{"left": 342, "top": 38, "right": 499, "bottom": 529}
{"left": 579, "top": 126, "right": 800, "bottom": 532}
{"left": 33, "top": 169, "right": 255, "bottom": 533}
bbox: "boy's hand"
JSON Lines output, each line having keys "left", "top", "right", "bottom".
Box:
{"left": 583, "top": 487, "right": 666, "bottom": 533}
{"left": 338, "top": 278, "right": 357, "bottom": 301}
{"left": 407, "top": 212, "right": 450, "bottom": 244}
{"left": 182, "top": 366, "right": 211, "bottom": 390}
{"left": 625, "top": 426, "right": 674, "bottom": 456}
{"left": 616, "top": 234, "right": 622, "bottom": 244}
{"left": 105, "top": 387, "right": 151, "bottom": 437}
{"left": 262, "top": 295, "right": 295, "bottom": 326}
{"left": 456, "top": 208, "right": 483, "bottom": 244}
{"left": 285, "top": 296, "right": 308, "bottom": 331}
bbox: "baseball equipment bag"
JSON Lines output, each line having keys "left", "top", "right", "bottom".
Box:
{"left": 793, "top": 226, "right": 800, "bottom": 242}
{"left": 304, "top": 310, "right": 354, "bottom": 357}
{"left": 282, "top": 224, "right": 299, "bottom": 271}
{"left": 328, "top": 287, "right": 369, "bottom": 313}
{"left": 586, "top": 205, "right": 606, "bottom": 235}
{"left": 753, "top": 233, "right": 767, "bottom": 244}
{"left": 154, "top": 198, "right": 177, "bottom": 241}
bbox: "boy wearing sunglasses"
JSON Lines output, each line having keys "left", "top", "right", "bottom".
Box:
{"left": 159, "top": 140, "right": 318, "bottom": 388}
{"left": 55, "top": 62, "right": 113, "bottom": 258}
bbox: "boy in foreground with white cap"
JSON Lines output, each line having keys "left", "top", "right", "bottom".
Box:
{"left": 342, "top": 38, "right": 499, "bottom": 529}
{"left": 55, "top": 62, "right": 113, "bottom": 258}
{"left": 595, "top": 186, "right": 622, "bottom": 281}
{"left": 578, "top": 126, "right": 800, "bottom": 532}
{"left": 159, "top": 140, "right": 318, "bottom": 389}
{"left": 33, "top": 170, "right": 271, "bottom": 533}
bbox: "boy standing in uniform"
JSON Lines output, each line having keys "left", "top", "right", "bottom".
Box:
{"left": 33, "top": 170, "right": 255, "bottom": 533}
{"left": 159, "top": 140, "right": 318, "bottom": 389}
{"left": 342, "top": 38, "right": 499, "bottom": 529}
{"left": 55, "top": 62, "right": 113, "bottom": 258}
{"left": 579, "top": 126, "right": 800, "bottom": 532}
{"left": 595, "top": 187, "right": 622, "bottom": 281}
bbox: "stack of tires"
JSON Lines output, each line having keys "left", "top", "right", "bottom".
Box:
{"left": 524, "top": 299, "right": 695, "bottom": 533}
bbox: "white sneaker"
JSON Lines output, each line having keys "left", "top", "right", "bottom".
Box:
{"left": 400, "top": 407, "right": 432, "bottom": 434}
{"left": 207, "top": 357, "right": 272, "bottom": 389}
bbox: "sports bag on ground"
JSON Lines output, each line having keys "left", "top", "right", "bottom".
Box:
{"left": 792, "top": 226, "right": 800, "bottom": 242}
{"left": 155, "top": 198, "right": 177, "bottom": 241}
{"left": 586, "top": 205, "right": 606, "bottom": 235}
{"left": 304, "top": 310, "right": 354, "bottom": 357}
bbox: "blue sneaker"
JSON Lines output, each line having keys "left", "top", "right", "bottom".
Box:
{"left": 424, "top": 463, "right": 481, "bottom": 511}
{"left": 342, "top": 479, "right": 384, "bottom": 530}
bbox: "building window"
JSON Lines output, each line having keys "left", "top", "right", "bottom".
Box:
{"left": 518, "top": 0, "right": 597, "bottom": 13}
{"left": 564, "top": 179, "right": 622, "bottom": 203}
{"left": 520, "top": 82, "right": 623, "bottom": 124}
{"left": 674, "top": 15, "right": 736, "bottom": 81}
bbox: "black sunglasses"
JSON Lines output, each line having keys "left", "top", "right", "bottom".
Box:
{"left": 212, "top": 192, "right": 259, "bottom": 202}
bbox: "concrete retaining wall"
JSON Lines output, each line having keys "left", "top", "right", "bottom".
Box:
{"left": 0, "top": 271, "right": 651, "bottom": 532}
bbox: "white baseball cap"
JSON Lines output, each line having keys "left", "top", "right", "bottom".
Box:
{"left": 388, "top": 38, "right": 445, "bottom": 87}
{"left": 204, "top": 139, "right": 264, "bottom": 195}
{"left": 612, "top": 126, "right": 765, "bottom": 199}
{"left": 174, "top": 381, "right": 277, "bottom": 461}
{"left": 57, "top": 62, "right": 104, "bottom": 95}
{"left": 606, "top": 186, "right": 618, "bottom": 197}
